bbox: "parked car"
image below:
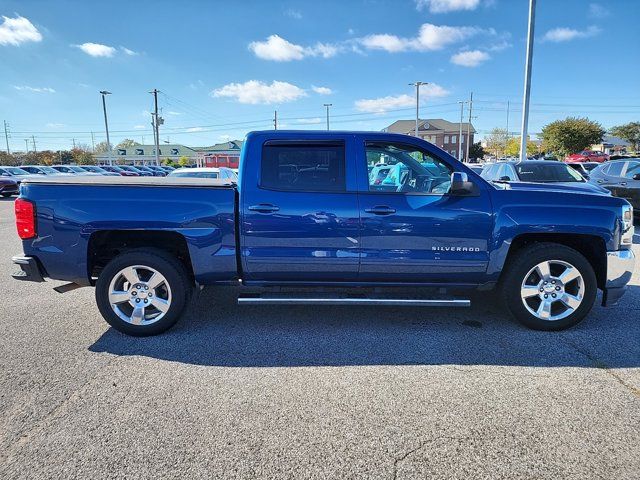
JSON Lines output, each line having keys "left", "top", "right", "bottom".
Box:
{"left": 100, "top": 165, "right": 139, "bottom": 176}
{"left": 468, "top": 165, "right": 485, "bottom": 175}
{"left": 565, "top": 150, "right": 609, "bottom": 163}
{"left": 12, "top": 131, "right": 634, "bottom": 336}
{"left": 168, "top": 167, "right": 237, "bottom": 181}
{"left": 118, "top": 165, "right": 153, "bottom": 176}
{"left": 0, "top": 176, "right": 19, "bottom": 197}
{"left": 566, "top": 162, "right": 600, "bottom": 180}
{"left": 50, "top": 165, "right": 102, "bottom": 176}
{"left": 588, "top": 159, "right": 640, "bottom": 211}
{"left": 0, "top": 166, "right": 43, "bottom": 184}
{"left": 480, "top": 160, "right": 611, "bottom": 195}
{"left": 79, "top": 165, "right": 120, "bottom": 176}
{"left": 133, "top": 165, "right": 165, "bottom": 177}
{"left": 22, "top": 165, "right": 73, "bottom": 176}
{"left": 144, "top": 165, "right": 168, "bottom": 176}
{"left": 160, "top": 166, "right": 175, "bottom": 173}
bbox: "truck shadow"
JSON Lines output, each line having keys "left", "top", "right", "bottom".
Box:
{"left": 89, "top": 285, "right": 640, "bottom": 368}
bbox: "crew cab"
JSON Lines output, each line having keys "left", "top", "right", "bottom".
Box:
{"left": 12, "top": 131, "right": 635, "bottom": 336}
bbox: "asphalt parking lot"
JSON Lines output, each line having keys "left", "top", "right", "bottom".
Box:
{"left": 0, "top": 197, "right": 639, "bottom": 479}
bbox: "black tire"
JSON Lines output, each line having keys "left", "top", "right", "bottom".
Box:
{"left": 501, "top": 242, "right": 597, "bottom": 331}
{"left": 1, "top": 193, "right": 13, "bottom": 197}
{"left": 95, "top": 249, "right": 191, "bottom": 336}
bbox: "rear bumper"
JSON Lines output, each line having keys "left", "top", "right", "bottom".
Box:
{"left": 602, "top": 249, "right": 635, "bottom": 306}
{"left": 11, "top": 255, "right": 45, "bottom": 282}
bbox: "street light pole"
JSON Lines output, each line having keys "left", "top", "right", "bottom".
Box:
{"left": 409, "top": 82, "right": 428, "bottom": 137}
{"left": 519, "top": 0, "right": 536, "bottom": 161}
{"left": 458, "top": 101, "right": 465, "bottom": 161}
{"left": 324, "top": 103, "right": 332, "bottom": 130}
{"left": 99, "top": 91, "right": 112, "bottom": 165}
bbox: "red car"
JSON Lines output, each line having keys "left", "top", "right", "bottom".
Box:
{"left": 565, "top": 150, "right": 609, "bottom": 163}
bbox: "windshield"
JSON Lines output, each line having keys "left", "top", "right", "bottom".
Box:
{"left": 82, "top": 166, "right": 102, "bottom": 172}
{"left": 38, "top": 166, "right": 58, "bottom": 174}
{"left": 515, "top": 163, "right": 584, "bottom": 183}
{"left": 171, "top": 171, "right": 219, "bottom": 178}
{"left": 5, "top": 167, "right": 30, "bottom": 175}
{"left": 67, "top": 166, "right": 86, "bottom": 172}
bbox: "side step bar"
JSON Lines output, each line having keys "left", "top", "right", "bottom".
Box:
{"left": 238, "top": 297, "right": 470, "bottom": 307}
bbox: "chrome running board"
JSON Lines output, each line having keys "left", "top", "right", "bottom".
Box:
{"left": 238, "top": 296, "right": 470, "bottom": 307}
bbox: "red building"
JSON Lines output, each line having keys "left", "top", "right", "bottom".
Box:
{"left": 196, "top": 140, "right": 243, "bottom": 169}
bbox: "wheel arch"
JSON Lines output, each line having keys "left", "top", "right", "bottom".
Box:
{"left": 87, "top": 230, "right": 195, "bottom": 284}
{"left": 500, "top": 233, "right": 607, "bottom": 289}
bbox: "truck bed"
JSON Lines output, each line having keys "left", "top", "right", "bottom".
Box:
{"left": 19, "top": 176, "right": 238, "bottom": 286}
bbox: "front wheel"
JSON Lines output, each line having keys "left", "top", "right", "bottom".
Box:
{"left": 95, "top": 249, "right": 191, "bottom": 336}
{"left": 501, "top": 243, "right": 597, "bottom": 331}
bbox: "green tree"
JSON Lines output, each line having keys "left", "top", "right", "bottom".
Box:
{"left": 609, "top": 122, "right": 640, "bottom": 151}
{"left": 485, "top": 128, "right": 509, "bottom": 158}
{"left": 178, "top": 156, "right": 190, "bottom": 167}
{"left": 504, "top": 137, "right": 538, "bottom": 157}
{"left": 540, "top": 117, "right": 605, "bottom": 157}
{"left": 71, "top": 148, "right": 95, "bottom": 165}
{"left": 0, "top": 152, "right": 20, "bottom": 166}
{"left": 468, "top": 142, "right": 485, "bottom": 160}
{"left": 93, "top": 141, "right": 111, "bottom": 154}
{"left": 116, "top": 138, "right": 140, "bottom": 149}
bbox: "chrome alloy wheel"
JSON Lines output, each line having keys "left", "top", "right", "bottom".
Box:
{"left": 520, "top": 260, "right": 585, "bottom": 321}
{"left": 107, "top": 265, "right": 172, "bottom": 325}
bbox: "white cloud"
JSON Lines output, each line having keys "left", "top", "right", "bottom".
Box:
{"left": 0, "top": 15, "right": 42, "bottom": 46}
{"left": 355, "top": 84, "right": 450, "bottom": 113}
{"left": 359, "top": 24, "right": 488, "bottom": 53}
{"left": 14, "top": 85, "right": 55, "bottom": 93}
{"left": 249, "top": 35, "right": 305, "bottom": 61}
{"left": 121, "top": 46, "right": 138, "bottom": 55}
{"left": 415, "top": 0, "right": 481, "bottom": 13}
{"left": 542, "top": 25, "right": 600, "bottom": 42}
{"left": 588, "top": 3, "right": 610, "bottom": 18}
{"left": 218, "top": 134, "right": 231, "bottom": 141}
{"left": 450, "top": 49, "right": 490, "bottom": 67}
{"left": 133, "top": 125, "right": 146, "bottom": 130}
{"left": 248, "top": 34, "right": 340, "bottom": 61}
{"left": 75, "top": 42, "right": 117, "bottom": 57}
{"left": 296, "top": 117, "right": 323, "bottom": 124}
{"left": 211, "top": 80, "right": 307, "bottom": 104}
{"left": 312, "top": 85, "right": 333, "bottom": 95}
{"left": 186, "top": 127, "right": 205, "bottom": 133}
{"left": 284, "top": 9, "right": 302, "bottom": 19}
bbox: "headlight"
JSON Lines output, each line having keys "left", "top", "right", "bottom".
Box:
{"left": 621, "top": 204, "right": 634, "bottom": 247}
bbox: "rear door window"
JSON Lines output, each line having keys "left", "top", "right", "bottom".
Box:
{"left": 606, "top": 162, "right": 625, "bottom": 177}
{"left": 261, "top": 142, "right": 346, "bottom": 192}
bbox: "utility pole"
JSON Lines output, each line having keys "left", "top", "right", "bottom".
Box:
{"left": 150, "top": 89, "right": 162, "bottom": 165}
{"left": 506, "top": 101, "right": 510, "bottom": 139}
{"left": 324, "top": 103, "right": 332, "bottom": 130}
{"left": 100, "top": 90, "right": 113, "bottom": 165}
{"left": 72, "top": 138, "right": 76, "bottom": 149}
{"left": 91, "top": 131, "right": 95, "bottom": 152}
{"left": 409, "top": 82, "right": 428, "bottom": 137}
{"left": 3, "top": 120, "right": 10, "bottom": 154}
{"left": 465, "top": 92, "right": 473, "bottom": 161}
{"left": 273, "top": 110, "right": 278, "bottom": 130}
{"left": 458, "top": 101, "right": 466, "bottom": 161}
{"left": 519, "top": 0, "right": 536, "bottom": 161}
{"left": 31, "top": 135, "right": 37, "bottom": 153}
{"left": 24, "top": 139, "right": 29, "bottom": 153}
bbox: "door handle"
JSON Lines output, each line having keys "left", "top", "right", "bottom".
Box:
{"left": 596, "top": 179, "right": 604, "bottom": 183}
{"left": 248, "top": 204, "right": 280, "bottom": 213}
{"left": 365, "top": 205, "right": 396, "bottom": 215}
{"left": 619, "top": 182, "right": 627, "bottom": 186}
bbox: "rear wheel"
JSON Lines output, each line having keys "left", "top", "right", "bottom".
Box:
{"left": 501, "top": 243, "right": 597, "bottom": 331}
{"left": 96, "top": 250, "right": 191, "bottom": 336}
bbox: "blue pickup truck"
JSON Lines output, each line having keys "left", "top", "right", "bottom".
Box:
{"left": 12, "top": 131, "right": 635, "bottom": 335}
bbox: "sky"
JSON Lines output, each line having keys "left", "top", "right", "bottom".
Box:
{"left": 1, "top": 0, "right": 639, "bottom": 151}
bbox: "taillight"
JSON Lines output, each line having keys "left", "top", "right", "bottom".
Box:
{"left": 15, "top": 198, "right": 36, "bottom": 239}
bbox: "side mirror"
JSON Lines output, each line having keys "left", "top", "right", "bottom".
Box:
{"left": 633, "top": 173, "right": 640, "bottom": 181}
{"left": 499, "top": 175, "right": 511, "bottom": 181}
{"left": 450, "top": 172, "right": 475, "bottom": 195}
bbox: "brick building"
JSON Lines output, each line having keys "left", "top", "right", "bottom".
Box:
{"left": 383, "top": 119, "right": 476, "bottom": 161}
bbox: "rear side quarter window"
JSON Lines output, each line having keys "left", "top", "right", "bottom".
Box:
{"left": 260, "top": 142, "right": 346, "bottom": 192}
